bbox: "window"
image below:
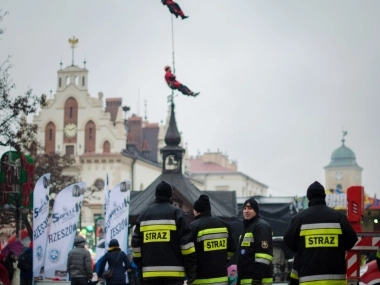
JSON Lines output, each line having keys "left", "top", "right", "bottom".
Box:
{"left": 85, "top": 121, "right": 96, "bottom": 152}
{"left": 103, "top": 141, "right": 110, "bottom": 153}
{"left": 82, "top": 76, "right": 85, "bottom": 86}
{"left": 45, "top": 122, "right": 55, "bottom": 153}
{"left": 66, "top": 76, "right": 70, "bottom": 86}
{"left": 66, "top": 145, "right": 74, "bottom": 155}
{"left": 75, "top": 76, "right": 78, "bottom": 85}
{"left": 59, "top": 77, "right": 62, "bottom": 87}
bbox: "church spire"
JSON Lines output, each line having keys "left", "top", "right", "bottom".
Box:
{"left": 164, "top": 102, "right": 181, "bottom": 146}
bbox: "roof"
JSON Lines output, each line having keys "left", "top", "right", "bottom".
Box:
{"left": 189, "top": 158, "right": 232, "bottom": 172}
{"left": 129, "top": 173, "right": 238, "bottom": 221}
{"left": 325, "top": 140, "right": 362, "bottom": 169}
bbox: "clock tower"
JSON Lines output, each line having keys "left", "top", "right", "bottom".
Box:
{"left": 324, "top": 132, "right": 363, "bottom": 193}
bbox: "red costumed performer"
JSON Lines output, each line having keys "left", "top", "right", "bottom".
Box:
{"left": 161, "top": 0, "right": 189, "bottom": 20}
{"left": 164, "top": 66, "right": 200, "bottom": 97}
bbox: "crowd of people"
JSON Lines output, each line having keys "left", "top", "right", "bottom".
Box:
{"left": 2, "top": 180, "right": 379, "bottom": 285}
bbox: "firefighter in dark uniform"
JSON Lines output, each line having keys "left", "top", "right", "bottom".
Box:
{"left": 284, "top": 181, "right": 358, "bottom": 285}
{"left": 237, "top": 197, "right": 273, "bottom": 285}
{"left": 131, "top": 180, "right": 196, "bottom": 285}
{"left": 190, "top": 194, "right": 236, "bottom": 285}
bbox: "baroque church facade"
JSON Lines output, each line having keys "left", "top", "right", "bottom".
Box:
{"left": 32, "top": 64, "right": 163, "bottom": 225}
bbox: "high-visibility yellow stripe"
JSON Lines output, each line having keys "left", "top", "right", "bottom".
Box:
{"left": 300, "top": 228, "right": 342, "bottom": 236}
{"left": 255, "top": 253, "right": 273, "bottom": 261}
{"left": 240, "top": 278, "right": 273, "bottom": 284}
{"left": 132, "top": 252, "right": 141, "bottom": 258}
{"left": 140, "top": 224, "right": 176, "bottom": 232}
{"left": 192, "top": 276, "right": 228, "bottom": 284}
{"left": 140, "top": 219, "right": 175, "bottom": 226}
{"left": 227, "top": 251, "right": 234, "bottom": 257}
{"left": 290, "top": 269, "right": 298, "bottom": 279}
{"left": 197, "top": 227, "right": 228, "bottom": 237}
{"left": 300, "top": 281, "right": 345, "bottom": 285}
{"left": 244, "top": 232, "right": 254, "bottom": 237}
{"left": 181, "top": 247, "right": 195, "bottom": 255}
{"left": 143, "top": 271, "right": 185, "bottom": 277}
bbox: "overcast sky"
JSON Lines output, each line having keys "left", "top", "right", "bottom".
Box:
{"left": 1, "top": 1, "right": 380, "bottom": 197}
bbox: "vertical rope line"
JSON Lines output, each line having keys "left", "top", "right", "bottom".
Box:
{"left": 171, "top": 14, "right": 175, "bottom": 103}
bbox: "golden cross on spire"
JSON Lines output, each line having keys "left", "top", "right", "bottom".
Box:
{"left": 68, "top": 36, "right": 79, "bottom": 66}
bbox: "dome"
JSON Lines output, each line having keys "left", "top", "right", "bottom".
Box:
{"left": 325, "top": 140, "right": 361, "bottom": 168}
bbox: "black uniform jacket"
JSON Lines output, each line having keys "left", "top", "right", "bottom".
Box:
{"left": 237, "top": 216, "right": 273, "bottom": 285}
{"left": 131, "top": 197, "right": 196, "bottom": 281}
{"left": 284, "top": 199, "right": 358, "bottom": 285}
{"left": 190, "top": 211, "right": 236, "bottom": 284}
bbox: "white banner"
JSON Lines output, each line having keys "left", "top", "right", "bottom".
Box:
{"left": 104, "top": 180, "right": 131, "bottom": 253}
{"left": 43, "top": 182, "right": 86, "bottom": 281}
{"left": 33, "top": 174, "right": 50, "bottom": 281}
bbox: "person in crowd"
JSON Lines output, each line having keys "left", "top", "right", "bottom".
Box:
{"left": 284, "top": 181, "right": 358, "bottom": 285}
{"left": 190, "top": 194, "right": 235, "bottom": 284}
{"left": 0, "top": 254, "right": 10, "bottom": 285}
{"left": 164, "top": 66, "right": 200, "bottom": 97}
{"left": 161, "top": 0, "right": 189, "bottom": 19}
{"left": 272, "top": 242, "right": 287, "bottom": 281}
{"left": 237, "top": 197, "right": 273, "bottom": 285}
{"left": 132, "top": 180, "right": 196, "bottom": 285}
{"left": 4, "top": 251, "right": 16, "bottom": 282}
{"left": 228, "top": 269, "right": 238, "bottom": 285}
{"left": 18, "top": 242, "right": 33, "bottom": 285}
{"left": 67, "top": 236, "right": 93, "bottom": 285}
{"left": 97, "top": 239, "right": 131, "bottom": 285}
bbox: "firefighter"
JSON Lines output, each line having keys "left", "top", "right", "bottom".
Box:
{"left": 161, "top": 0, "right": 189, "bottom": 20}
{"left": 164, "top": 66, "right": 200, "bottom": 97}
{"left": 190, "top": 194, "right": 236, "bottom": 285}
{"left": 131, "top": 180, "right": 196, "bottom": 285}
{"left": 284, "top": 181, "right": 358, "bottom": 285}
{"left": 237, "top": 197, "right": 273, "bottom": 285}
{"left": 289, "top": 253, "right": 299, "bottom": 285}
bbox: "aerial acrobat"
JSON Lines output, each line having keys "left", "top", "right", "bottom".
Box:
{"left": 164, "top": 66, "right": 200, "bottom": 97}
{"left": 161, "top": 0, "right": 189, "bottom": 20}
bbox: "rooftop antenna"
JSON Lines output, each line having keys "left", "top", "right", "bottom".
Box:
{"left": 68, "top": 36, "right": 79, "bottom": 66}
{"left": 342, "top": 127, "right": 348, "bottom": 144}
{"left": 137, "top": 88, "right": 140, "bottom": 116}
{"left": 84, "top": 56, "right": 86, "bottom": 68}
{"left": 144, "top": 99, "right": 148, "bottom": 121}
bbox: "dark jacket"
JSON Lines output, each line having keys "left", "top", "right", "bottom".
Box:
{"left": 237, "top": 216, "right": 273, "bottom": 285}
{"left": 131, "top": 197, "right": 196, "bottom": 282}
{"left": 190, "top": 211, "right": 236, "bottom": 284}
{"left": 284, "top": 199, "right": 358, "bottom": 285}
{"left": 0, "top": 261, "right": 10, "bottom": 285}
{"left": 4, "top": 251, "right": 15, "bottom": 281}
{"left": 18, "top": 248, "right": 33, "bottom": 280}
{"left": 97, "top": 248, "right": 130, "bottom": 285}
{"left": 67, "top": 236, "right": 93, "bottom": 280}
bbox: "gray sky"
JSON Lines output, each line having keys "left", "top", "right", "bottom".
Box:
{"left": 1, "top": 1, "right": 380, "bottom": 197}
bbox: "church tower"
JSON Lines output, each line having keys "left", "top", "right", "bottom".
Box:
{"left": 324, "top": 132, "right": 363, "bottom": 193}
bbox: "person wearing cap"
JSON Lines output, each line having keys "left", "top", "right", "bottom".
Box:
{"left": 67, "top": 236, "right": 93, "bottom": 285}
{"left": 164, "top": 66, "right": 200, "bottom": 97}
{"left": 236, "top": 197, "right": 273, "bottom": 285}
{"left": 190, "top": 194, "right": 235, "bottom": 285}
{"left": 161, "top": 0, "right": 189, "bottom": 20}
{"left": 97, "top": 239, "right": 131, "bottom": 285}
{"left": 131, "top": 180, "right": 196, "bottom": 285}
{"left": 284, "top": 181, "right": 358, "bottom": 285}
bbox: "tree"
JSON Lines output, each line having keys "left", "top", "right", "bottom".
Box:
{"left": 0, "top": 10, "right": 47, "bottom": 153}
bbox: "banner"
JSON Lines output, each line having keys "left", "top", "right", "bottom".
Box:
{"left": 43, "top": 182, "right": 85, "bottom": 280}
{"left": 33, "top": 174, "right": 50, "bottom": 281}
{"left": 104, "top": 180, "right": 131, "bottom": 252}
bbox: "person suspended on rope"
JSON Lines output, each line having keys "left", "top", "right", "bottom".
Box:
{"left": 164, "top": 66, "right": 200, "bottom": 97}
{"left": 161, "top": 0, "right": 189, "bottom": 20}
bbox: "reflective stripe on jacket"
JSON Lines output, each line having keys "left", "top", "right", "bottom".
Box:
{"left": 237, "top": 216, "right": 273, "bottom": 285}
{"left": 283, "top": 200, "right": 358, "bottom": 285}
{"left": 131, "top": 197, "right": 196, "bottom": 281}
{"left": 190, "top": 211, "right": 236, "bottom": 285}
